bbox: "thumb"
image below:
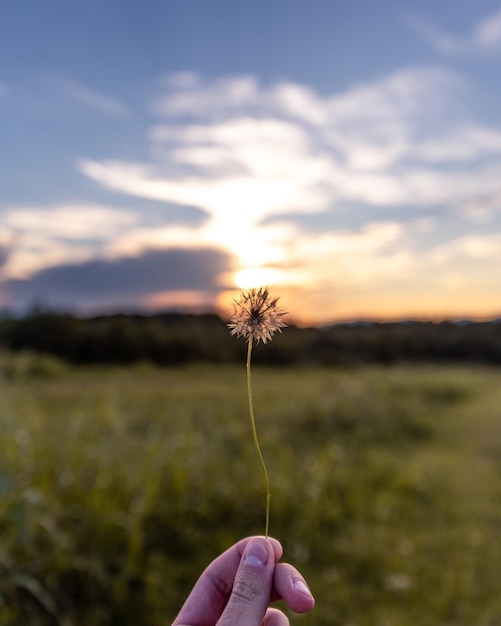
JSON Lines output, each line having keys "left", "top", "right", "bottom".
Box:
{"left": 217, "top": 537, "right": 275, "bottom": 626}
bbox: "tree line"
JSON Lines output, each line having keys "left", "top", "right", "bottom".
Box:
{"left": 1, "top": 310, "right": 501, "bottom": 366}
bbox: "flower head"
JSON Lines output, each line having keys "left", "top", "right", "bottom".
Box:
{"left": 228, "top": 286, "right": 287, "bottom": 344}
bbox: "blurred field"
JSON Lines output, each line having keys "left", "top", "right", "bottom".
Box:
{"left": 1, "top": 353, "right": 501, "bottom": 625}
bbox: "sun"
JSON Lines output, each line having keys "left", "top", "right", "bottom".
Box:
{"left": 234, "top": 267, "right": 282, "bottom": 289}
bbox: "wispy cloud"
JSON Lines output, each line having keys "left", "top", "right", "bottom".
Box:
{"left": 3, "top": 204, "right": 140, "bottom": 240}
{"left": 406, "top": 15, "right": 462, "bottom": 55}
{"left": 408, "top": 7, "right": 501, "bottom": 55}
{"left": 49, "top": 76, "right": 133, "bottom": 119}
{"left": 473, "top": 7, "right": 501, "bottom": 50}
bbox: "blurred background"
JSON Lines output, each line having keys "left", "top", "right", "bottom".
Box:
{"left": 2, "top": 0, "right": 501, "bottom": 324}
{"left": 2, "top": 2, "right": 501, "bottom": 625}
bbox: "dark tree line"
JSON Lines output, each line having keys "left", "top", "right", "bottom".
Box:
{"left": 1, "top": 311, "right": 501, "bottom": 366}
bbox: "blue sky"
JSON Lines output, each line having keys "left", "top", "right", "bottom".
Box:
{"left": 2, "top": 0, "right": 501, "bottom": 323}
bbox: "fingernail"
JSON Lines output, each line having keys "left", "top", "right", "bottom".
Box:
{"left": 293, "top": 579, "right": 313, "bottom": 597}
{"left": 244, "top": 540, "right": 269, "bottom": 567}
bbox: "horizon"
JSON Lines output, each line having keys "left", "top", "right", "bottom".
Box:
{"left": 3, "top": 300, "right": 501, "bottom": 330}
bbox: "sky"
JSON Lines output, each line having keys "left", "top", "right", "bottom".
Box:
{"left": 2, "top": 0, "right": 501, "bottom": 325}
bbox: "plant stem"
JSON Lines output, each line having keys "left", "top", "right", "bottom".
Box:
{"left": 246, "top": 337, "right": 271, "bottom": 538}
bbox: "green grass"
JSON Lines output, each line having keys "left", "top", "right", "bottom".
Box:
{"left": 1, "top": 355, "right": 501, "bottom": 625}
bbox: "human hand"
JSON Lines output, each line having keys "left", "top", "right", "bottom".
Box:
{"left": 172, "top": 536, "right": 315, "bottom": 626}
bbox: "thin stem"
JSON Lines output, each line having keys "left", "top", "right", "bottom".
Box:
{"left": 246, "top": 337, "right": 271, "bottom": 538}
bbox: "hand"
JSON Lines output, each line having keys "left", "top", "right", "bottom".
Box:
{"left": 173, "top": 536, "right": 315, "bottom": 626}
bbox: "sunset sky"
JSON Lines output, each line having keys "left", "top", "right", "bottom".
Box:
{"left": 2, "top": 1, "right": 501, "bottom": 325}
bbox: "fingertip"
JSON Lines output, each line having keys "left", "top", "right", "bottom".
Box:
{"left": 266, "top": 536, "right": 283, "bottom": 561}
{"left": 274, "top": 563, "right": 315, "bottom": 614}
{"left": 292, "top": 578, "right": 315, "bottom": 612}
{"left": 242, "top": 535, "right": 283, "bottom": 562}
{"left": 243, "top": 537, "right": 271, "bottom": 567}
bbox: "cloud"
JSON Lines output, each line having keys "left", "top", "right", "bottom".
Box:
{"left": 414, "top": 125, "right": 501, "bottom": 162}
{"left": 459, "top": 191, "right": 501, "bottom": 223}
{"left": 406, "top": 15, "right": 462, "bottom": 55}
{"left": 154, "top": 67, "right": 461, "bottom": 128}
{"left": 281, "top": 223, "right": 501, "bottom": 322}
{"left": 3, "top": 204, "right": 140, "bottom": 239}
{"left": 10, "top": 75, "right": 133, "bottom": 120}
{"left": 81, "top": 116, "right": 330, "bottom": 218}
{"left": 0, "top": 237, "right": 10, "bottom": 269}
{"left": 81, "top": 67, "right": 501, "bottom": 217}
{"left": 73, "top": 67, "right": 501, "bottom": 320}
{"left": 474, "top": 7, "right": 501, "bottom": 50}
{"left": 4, "top": 247, "right": 234, "bottom": 312}
{"left": 283, "top": 220, "right": 407, "bottom": 280}
{"left": 6, "top": 67, "right": 500, "bottom": 321}
{"left": 0, "top": 204, "right": 143, "bottom": 280}
{"left": 53, "top": 76, "right": 133, "bottom": 119}
{"left": 430, "top": 232, "right": 501, "bottom": 264}
{"left": 408, "top": 7, "right": 501, "bottom": 55}
{"left": 154, "top": 73, "right": 262, "bottom": 118}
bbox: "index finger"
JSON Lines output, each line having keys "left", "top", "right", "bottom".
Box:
{"left": 173, "top": 536, "right": 283, "bottom": 626}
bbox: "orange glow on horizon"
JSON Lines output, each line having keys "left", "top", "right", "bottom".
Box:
{"left": 215, "top": 280, "right": 501, "bottom": 327}
{"left": 144, "top": 290, "right": 215, "bottom": 310}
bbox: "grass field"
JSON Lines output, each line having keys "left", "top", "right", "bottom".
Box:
{"left": 1, "top": 353, "right": 501, "bottom": 625}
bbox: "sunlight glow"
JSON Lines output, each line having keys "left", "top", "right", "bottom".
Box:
{"left": 234, "top": 267, "right": 282, "bottom": 289}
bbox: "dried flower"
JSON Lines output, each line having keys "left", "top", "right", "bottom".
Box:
{"left": 228, "top": 286, "right": 287, "bottom": 537}
{"left": 228, "top": 286, "right": 287, "bottom": 344}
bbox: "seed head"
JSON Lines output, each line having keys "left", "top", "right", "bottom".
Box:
{"left": 228, "top": 286, "right": 287, "bottom": 344}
